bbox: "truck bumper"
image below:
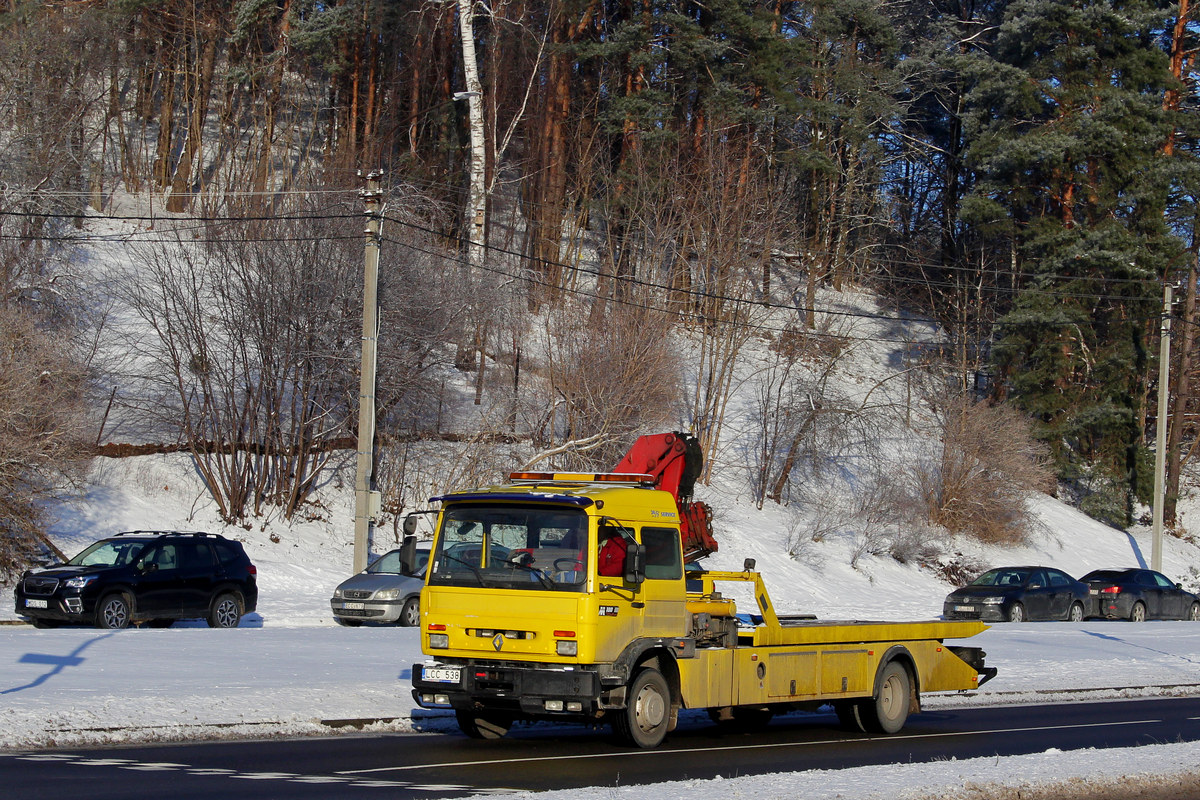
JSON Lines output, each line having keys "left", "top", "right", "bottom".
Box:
{"left": 412, "top": 659, "right": 603, "bottom": 718}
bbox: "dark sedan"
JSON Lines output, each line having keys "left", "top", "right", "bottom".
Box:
{"left": 1081, "top": 568, "right": 1200, "bottom": 622}
{"left": 943, "top": 565, "right": 1090, "bottom": 623}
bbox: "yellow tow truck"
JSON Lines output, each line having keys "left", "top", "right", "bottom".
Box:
{"left": 407, "top": 433, "right": 994, "bottom": 747}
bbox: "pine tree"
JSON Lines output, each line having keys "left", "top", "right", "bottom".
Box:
{"left": 963, "top": 0, "right": 1187, "bottom": 524}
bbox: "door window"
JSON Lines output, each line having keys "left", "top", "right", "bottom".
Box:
{"left": 642, "top": 527, "right": 682, "bottom": 581}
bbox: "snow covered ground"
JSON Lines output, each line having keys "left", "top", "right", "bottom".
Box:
{"left": 4, "top": 454, "right": 1200, "bottom": 798}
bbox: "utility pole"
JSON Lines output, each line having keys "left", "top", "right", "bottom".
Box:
{"left": 1152, "top": 283, "right": 1172, "bottom": 573}
{"left": 353, "top": 172, "right": 384, "bottom": 574}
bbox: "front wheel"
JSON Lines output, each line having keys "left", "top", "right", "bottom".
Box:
{"left": 1007, "top": 602, "right": 1026, "bottom": 623}
{"left": 613, "top": 667, "right": 671, "bottom": 748}
{"left": 1068, "top": 602, "right": 1085, "bottom": 623}
{"left": 96, "top": 594, "right": 131, "bottom": 629}
{"left": 455, "top": 710, "right": 512, "bottom": 740}
{"left": 399, "top": 597, "right": 420, "bottom": 627}
{"left": 1130, "top": 602, "right": 1147, "bottom": 623}
{"left": 207, "top": 593, "right": 243, "bottom": 628}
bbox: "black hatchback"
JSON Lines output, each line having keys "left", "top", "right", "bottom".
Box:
{"left": 1081, "top": 568, "right": 1200, "bottom": 622}
{"left": 14, "top": 531, "right": 258, "bottom": 629}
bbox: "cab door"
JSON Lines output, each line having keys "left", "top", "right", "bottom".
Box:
{"left": 638, "top": 527, "right": 687, "bottom": 638}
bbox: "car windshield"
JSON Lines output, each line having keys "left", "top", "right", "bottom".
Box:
{"left": 366, "top": 549, "right": 429, "bottom": 576}
{"left": 67, "top": 539, "right": 149, "bottom": 568}
{"left": 428, "top": 504, "right": 588, "bottom": 592}
{"left": 970, "top": 568, "right": 1031, "bottom": 588}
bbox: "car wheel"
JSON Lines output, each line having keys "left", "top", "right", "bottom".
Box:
{"left": 334, "top": 617, "right": 363, "bottom": 627}
{"left": 862, "top": 660, "right": 911, "bottom": 734}
{"left": 1129, "top": 602, "right": 1146, "bottom": 623}
{"left": 95, "top": 594, "right": 131, "bottom": 629}
{"left": 31, "top": 618, "right": 59, "bottom": 629}
{"left": 613, "top": 667, "right": 672, "bottom": 748}
{"left": 1068, "top": 602, "right": 1085, "bottom": 623}
{"left": 1189, "top": 603, "right": 1200, "bottom": 622}
{"left": 399, "top": 597, "right": 420, "bottom": 627}
{"left": 1007, "top": 602, "right": 1026, "bottom": 623}
{"left": 455, "top": 710, "right": 513, "bottom": 740}
{"left": 207, "top": 593, "right": 243, "bottom": 628}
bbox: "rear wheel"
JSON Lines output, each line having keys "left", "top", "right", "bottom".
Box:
{"left": 1130, "top": 602, "right": 1147, "bottom": 623}
{"left": 399, "top": 597, "right": 420, "bottom": 627}
{"left": 1007, "top": 602, "right": 1026, "bottom": 623}
{"left": 207, "top": 593, "right": 243, "bottom": 628}
{"left": 455, "top": 710, "right": 513, "bottom": 740}
{"left": 1068, "top": 602, "right": 1085, "bottom": 623}
{"left": 863, "top": 660, "right": 911, "bottom": 734}
{"left": 613, "top": 667, "right": 671, "bottom": 748}
{"left": 95, "top": 594, "right": 131, "bottom": 629}
{"left": 1189, "top": 603, "right": 1200, "bottom": 622}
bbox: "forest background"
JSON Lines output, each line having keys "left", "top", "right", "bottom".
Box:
{"left": 0, "top": 0, "right": 1198, "bottom": 576}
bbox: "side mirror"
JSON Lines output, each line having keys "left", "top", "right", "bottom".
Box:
{"left": 399, "top": 534, "right": 418, "bottom": 576}
{"left": 403, "top": 514, "right": 419, "bottom": 537}
{"left": 624, "top": 541, "right": 646, "bottom": 585}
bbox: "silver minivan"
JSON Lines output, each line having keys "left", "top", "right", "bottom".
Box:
{"left": 330, "top": 546, "right": 430, "bottom": 626}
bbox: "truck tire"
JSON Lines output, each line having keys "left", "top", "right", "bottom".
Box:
{"left": 456, "top": 710, "right": 512, "bottom": 740}
{"left": 613, "top": 667, "right": 671, "bottom": 748}
{"left": 863, "top": 660, "right": 911, "bottom": 734}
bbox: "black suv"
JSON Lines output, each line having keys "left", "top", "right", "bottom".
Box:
{"left": 14, "top": 531, "right": 258, "bottom": 629}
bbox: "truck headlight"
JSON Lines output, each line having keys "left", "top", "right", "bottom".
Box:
{"left": 556, "top": 640, "right": 578, "bottom": 656}
{"left": 429, "top": 633, "right": 449, "bottom": 649}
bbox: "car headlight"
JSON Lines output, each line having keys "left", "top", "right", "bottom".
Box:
{"left": 64, "top": 576, "right": 97, "bottom": 590}
{"left": 979, "top": 596, "right": 1004, "bottom": 604}
{"left": 332, "top": 588, "right": 345, "bottom": 599}
{"left": 375, "top": 589, "right": 401, "bottom": 601}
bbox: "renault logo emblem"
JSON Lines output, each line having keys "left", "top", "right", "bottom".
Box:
{"left": 492, "top": 633, "right": 504, "bottom": 651}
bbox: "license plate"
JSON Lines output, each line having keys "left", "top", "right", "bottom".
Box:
{"left": 1089, "top": 589, "right": 1099, "bottom": 595}
{"left": 954, "top": 605, "right": 974, "bottom": 612}
{"left": 423, "top": 666, "right": 461, "bottom": 684}
{"left": 25, "top": 599, "right": 48, "bottom": 609}
{"left": 343, "top": 602, "right": 364, "bottom": 610}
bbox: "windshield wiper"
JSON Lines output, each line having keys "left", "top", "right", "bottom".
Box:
{"left": 441, "top": 553, "right": 492, "bottom": 586}
{"left": 506, "top": 559, "right": 557, "bottom": 590}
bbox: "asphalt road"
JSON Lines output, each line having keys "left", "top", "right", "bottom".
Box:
{"left": 3, "top": 696, "right": 1198, "bottom": 800}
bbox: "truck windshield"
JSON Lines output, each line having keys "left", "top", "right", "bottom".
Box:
{"left": 428, "top": 504, "right": 588, "bottom": 592}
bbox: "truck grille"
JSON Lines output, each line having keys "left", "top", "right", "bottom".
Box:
{"left": 23, "top": 575, "right": 59, "bottom": 595}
